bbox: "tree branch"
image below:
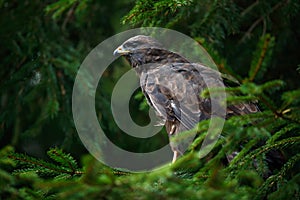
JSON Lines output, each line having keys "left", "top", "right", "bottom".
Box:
{"left": 240, "top": 0, "right": 287, "bottom": 43}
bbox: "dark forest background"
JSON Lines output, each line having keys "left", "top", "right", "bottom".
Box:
{"left": 0, "top": 0, "right": 299, "bottom": 199}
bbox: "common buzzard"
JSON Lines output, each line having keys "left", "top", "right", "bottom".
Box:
{"left": 113, "top": 35, "right": 258, "bottom": 163}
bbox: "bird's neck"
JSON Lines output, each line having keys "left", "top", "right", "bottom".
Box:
{"left": 128, "top": 48, "right": 190, "bottom": 73}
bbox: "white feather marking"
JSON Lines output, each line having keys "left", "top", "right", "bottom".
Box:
{"left": 170, "top": 100, "right": 177, "bottom": 110}
{"left": 169, "top": 124, "right": 176, "bottom": 135}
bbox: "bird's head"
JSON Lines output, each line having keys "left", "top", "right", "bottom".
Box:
{"left": 113, "top": 35, "right": 164, "bottom": 56}
{"left": 113, "top": 35, "right": 164, "bottom": 68}
{"left": 114, "top": 35, "right": 189, "bottom": 68}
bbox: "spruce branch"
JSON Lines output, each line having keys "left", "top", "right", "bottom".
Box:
{"left": 47, "top": 148, "right": 79, "bottom": 174}
{"left": 239, "top": 136, "right": 300, "bottom": 167}
{"left": 267, "top": 124, "right": 299, "bottom": 145}
{"left": 9, "top": 148, "right": 83, "bottom": 177}
{"left": 259, "top": 92, "right": 300, "bottom": 124}
{"left": 248, "top": 34, "right": 273, "bottom": 82}
{"left": 62, "top": 2, "right": 78, "bottom": 31}
{"left": 256, "top": 153, "right": 300, "bottom": 199}
{"left": 240, "top": 0, "right": 288, "bottom": 43}
{"left": 240, "top": 1, "right": 259, "bottom": 17}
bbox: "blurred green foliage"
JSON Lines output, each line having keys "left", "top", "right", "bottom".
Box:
{"left": 1, "top": 0, "right": 300, "bottom": 199}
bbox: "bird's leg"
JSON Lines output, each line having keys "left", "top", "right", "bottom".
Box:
{"left": 172, "top": 151, "right": 179, "bottom": 164}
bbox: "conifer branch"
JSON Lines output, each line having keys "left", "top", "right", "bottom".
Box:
{"left": 240, "top": 0, "right": 287, "bottom": 43}
{"left": 62, "top": 2, "right": 78, "bottom": 31}
{"left": 241, "top": 1, "right": 259, "bottom": 17}
{"left": 249, "top": 35, "right": 271, "bottom": 82}
{"left": 9, "top": 148, "right": 84, "bottom": 177}
{"left": 242, "top": 136, "right": 300, "bottom": 164}
{"left": 256, "top": 153, "right": 300, "bottom": 198}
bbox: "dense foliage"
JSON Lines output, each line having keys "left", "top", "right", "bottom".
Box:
{"left": 1, "top": 0, "right": 299, "bottom": 199}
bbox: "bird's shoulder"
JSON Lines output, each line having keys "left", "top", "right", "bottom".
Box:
{"left": 141, "top": 62, "right": 221, "bottom": 85}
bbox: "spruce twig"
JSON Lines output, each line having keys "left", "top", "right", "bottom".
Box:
{"left": 249, "top": 35, "right": 271, "bottom": 82}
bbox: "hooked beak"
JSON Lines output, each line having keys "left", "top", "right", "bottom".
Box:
{"left": 113, "top": 45, "right": 130, "bottom": 56}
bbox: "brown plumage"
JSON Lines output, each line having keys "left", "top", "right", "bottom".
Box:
{"left": 113, "top": 35, "right": 259, "bottom": 163}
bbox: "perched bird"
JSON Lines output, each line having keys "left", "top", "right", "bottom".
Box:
{"left": 113, "top": 35, "right": 259, "bottom": 163}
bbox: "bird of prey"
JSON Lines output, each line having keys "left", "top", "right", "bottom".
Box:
{"left": 113, "top": 35, "right": 258, "bottom": 163}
